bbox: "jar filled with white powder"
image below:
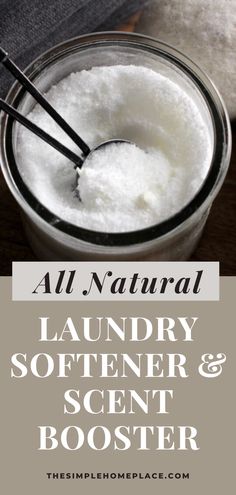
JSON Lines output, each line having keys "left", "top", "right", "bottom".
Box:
{"left": 0, "top": 33, "right": 231, "bottom": 260}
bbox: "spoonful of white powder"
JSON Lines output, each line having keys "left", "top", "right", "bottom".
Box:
{"left": 78, "top": 141, "right": 170, "bottom": 212}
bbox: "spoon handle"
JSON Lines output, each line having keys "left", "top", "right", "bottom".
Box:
{"left": 0, "top": 47, "right": 90, "bottom": 156}
{"left": 0, "top": 98, "right": 83, "bottom": 169}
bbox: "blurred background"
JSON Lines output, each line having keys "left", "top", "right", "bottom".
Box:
{"left": 0, "top": 0, "right": 235, "bottom": 274}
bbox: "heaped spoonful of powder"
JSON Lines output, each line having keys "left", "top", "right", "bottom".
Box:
{"left": 17, "top": 65, "right": 213, "bottom": 233}
{"left": 78, "top": 142, "right": 173, "bottom": 232}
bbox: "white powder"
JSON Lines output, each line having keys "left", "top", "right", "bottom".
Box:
{"left": 17, "top": 65, "right": 213, "bottom": 233}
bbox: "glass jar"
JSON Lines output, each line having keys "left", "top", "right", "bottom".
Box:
{"left": 0, "top": 32, "right": 232, "bottom": 261}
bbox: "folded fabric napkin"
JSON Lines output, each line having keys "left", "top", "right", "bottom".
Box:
{"left": 138, "top": 0, "right": 236, "bottom": 120}
{"left": 0, "top": 0, "right": 146, "bottom": 97}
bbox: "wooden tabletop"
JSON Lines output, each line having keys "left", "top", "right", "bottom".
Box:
{"left": 0, "top": 15, "right": 235, "bottom": 275}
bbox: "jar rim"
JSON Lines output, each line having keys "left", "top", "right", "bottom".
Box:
{"left": 0, "top": 31, "right": 232, "bottom": 247}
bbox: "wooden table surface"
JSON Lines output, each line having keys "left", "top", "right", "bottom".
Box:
{"left": 0, "top": 14, "right": 235, "bottom": 275}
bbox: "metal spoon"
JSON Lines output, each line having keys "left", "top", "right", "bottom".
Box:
{"left": 0, "top": 47, "right": 132, "bottom": 171}
{"left": 0, "top": 97, "right": 131, "bottom": 167}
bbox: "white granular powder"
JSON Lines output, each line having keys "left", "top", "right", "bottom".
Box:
{"left": 17, "top": 65, "right": 212, "bottom": 233}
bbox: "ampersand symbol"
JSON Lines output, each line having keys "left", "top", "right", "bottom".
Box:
{"left": 198, "top": 353, "right": 226, "bottom": 378}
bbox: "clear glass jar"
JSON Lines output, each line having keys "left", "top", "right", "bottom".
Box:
{"left": 0, "top": 32, "right": 232, "bottom": 261}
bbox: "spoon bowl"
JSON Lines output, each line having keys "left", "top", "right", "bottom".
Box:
{"left": 75, "top": 139, "right": 134, "bottom": 198}
{"left": 82, "top": 138, "right": 133, "bottom": 164}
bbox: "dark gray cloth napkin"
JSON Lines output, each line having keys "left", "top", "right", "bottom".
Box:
{"left": 0, "top": 0, "right": 146, "bottom": 97}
